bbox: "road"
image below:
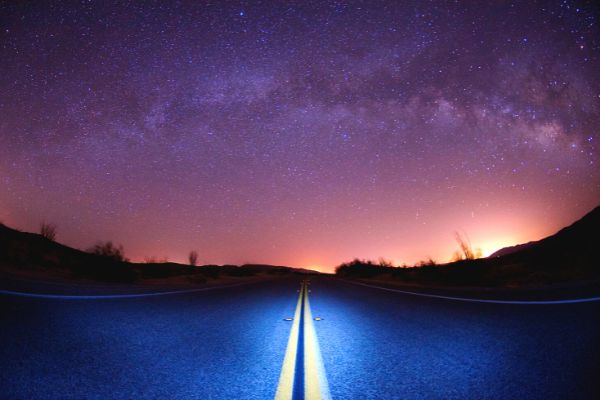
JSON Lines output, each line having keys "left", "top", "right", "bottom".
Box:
{"left": 1, "top": 276, "right": 599, "bottom": 399}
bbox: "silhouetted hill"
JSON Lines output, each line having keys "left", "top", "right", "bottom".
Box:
{"left": 0, "top": 223, "right": 136, "bottom": 282}
{"left": 489, "top": 241, "right": 537, "bottom": 258}
{"left": 492, "top": 205, "right": 599, "bottom": 268}
{"left": 337, "top": 205, "right": 600, "bottom": 287}
{"left": 0, "top": 224, "right": 317, "bottom": 283}
{"left": 240, "top": 264, "right": 322, "bottom": 274}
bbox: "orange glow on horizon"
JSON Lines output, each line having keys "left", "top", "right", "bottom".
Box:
{"left": 478, "top": 238, "right": 520, "bottom": 257}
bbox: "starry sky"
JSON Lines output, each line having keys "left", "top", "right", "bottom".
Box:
{"left": 1, "top": 1, "right": 599, "bottom": 271}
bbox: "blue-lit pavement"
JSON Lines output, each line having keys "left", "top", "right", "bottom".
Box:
{"left": 1, "top": 277, "right": 599, "bottom": 399}
{"left": 308, "top": 279, "right": 600, "bottom": 399}
{"left": 0, "top": 279, "right": 299, "bottom": 399}
{"left": 275, "top": 280, "right": 330, "bottom": 400}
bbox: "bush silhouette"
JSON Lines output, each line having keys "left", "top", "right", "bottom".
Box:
{"left": 88, "top": 241, "right": 127, "bottom": 262}
{"left": 451, "top": 232, "right": 482, "bottom": 261}
{"left": 40, "top": 222, "right": 57, "bottom": 241}
{"left": 336, "top": 258, "right": 393, "bottom": 277}
{"left": 417, "top": 257, "right": 436, "bottom": 267}
{"left": 189, "top": 250, "right": 198, "bottom": 266}
{"left": 143, "top": 256, "right": 169, "bottom": 263}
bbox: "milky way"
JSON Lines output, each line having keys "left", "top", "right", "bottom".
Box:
{"left": 1, "top": 1, "right": 599, "bottom": 270}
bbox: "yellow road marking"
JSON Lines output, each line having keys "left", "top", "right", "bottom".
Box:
{"left": 303, "top": 283, "right": 332, "bottom": 400}
{"left": 275, "top": 282, "right": 304, "bottom": 400}
{"left": 275, "top": 281, "right": 331, "bottom": 400}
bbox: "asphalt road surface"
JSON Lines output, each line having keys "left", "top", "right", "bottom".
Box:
{"left": 1, "top": 277, "right": 599, "bottom": 399}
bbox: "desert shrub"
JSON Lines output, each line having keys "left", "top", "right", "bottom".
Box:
{"left": 88, "top": 241, "right": 127, "bottom": 262}
{"left": 416, "top": 257, "right": 436, "bottom": 267}
{"left": 336, "top": 258, "right": 392, "bottom": 277}
{"left": 451, "top": 232, "right": 482, "bottom": 261}
{"left": 143, "top": 256, "right": 169, "bottom": 263}
{"left": 40, "top": 222, "right": 57, "bottom": 241}
{"left": 189, "top": 250, "right": 198, "bottom": 266}
{"left": 378, "top": 258, "right": 394, "bottom": 267}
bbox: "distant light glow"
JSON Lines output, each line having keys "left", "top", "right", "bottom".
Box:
{"left": 479, "top": 238, "right": 519, "bottom": 258}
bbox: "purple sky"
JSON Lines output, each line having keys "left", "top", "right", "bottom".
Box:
{"left": 1, "top": 1, "right": 599, "bottom": 271}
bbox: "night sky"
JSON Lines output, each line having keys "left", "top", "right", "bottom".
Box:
{"left": 1, "top": 1, "right": 599, "bottom": 271}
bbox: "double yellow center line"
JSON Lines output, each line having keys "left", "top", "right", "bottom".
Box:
{"left": 275, "top": 280, "right": 331, "bottom": 400}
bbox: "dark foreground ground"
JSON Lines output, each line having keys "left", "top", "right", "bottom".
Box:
{"left": 1, "top": 276, "right": 599, "bottom": 399}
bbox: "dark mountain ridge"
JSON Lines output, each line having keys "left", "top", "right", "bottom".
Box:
{"left": 336, "top": 205, "right": 600, "bottom": 287}
{"left": 0, "top": 224, "right": 318, "bottom": 283}
{"left": 489, "top": 241, "right": 537, "bottom": 258}
{"left": 492, "top": 205, "right": 599, "bottom": 268}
